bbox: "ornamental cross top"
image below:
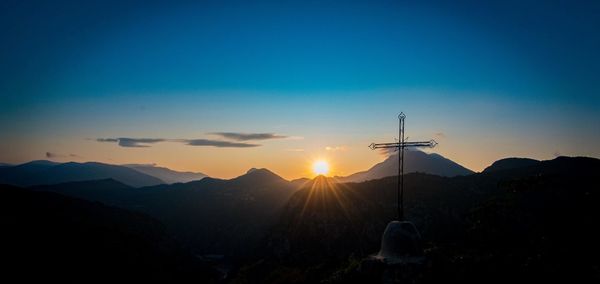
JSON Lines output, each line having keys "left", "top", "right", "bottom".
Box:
{"left": 369, "top": 113, "right": 437, "bottom": 220}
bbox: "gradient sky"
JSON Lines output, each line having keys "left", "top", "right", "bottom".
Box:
{"left": 1, "top": 0, "right": 599, "bottom": 179}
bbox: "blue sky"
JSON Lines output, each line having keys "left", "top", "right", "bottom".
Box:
{"left": 1, "top": 0, "right": 599, "bottom": 178}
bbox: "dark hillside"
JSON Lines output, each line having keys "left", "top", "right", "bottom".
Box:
{"left": 0, "top": 185, "right": 219, "bottom": 283}
{"left": 232, "top": 157, "right": 600, "bottom": 283}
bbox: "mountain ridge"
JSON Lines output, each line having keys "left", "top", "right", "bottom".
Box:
{"left": 239, "top": 155, "right": 600, "bottom": 283}
{"left": 0, "top": 161, "right": 164, "bottom": 188}
{"left": 8, "top": 155, "right": 599, "bottom": 283}
{"left": 124, "top": 163, "right": 208, "bottom": 184}
{"left": 336, "top": 150, "right": 473, "bottom": 183}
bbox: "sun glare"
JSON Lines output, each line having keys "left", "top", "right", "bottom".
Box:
{"left": 312, "top": 160, "right": 330, "bottom": 176}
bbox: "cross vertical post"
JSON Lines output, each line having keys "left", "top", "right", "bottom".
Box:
{"left": 369, "top": 113, "right": 437, "bottom": 221}
{"left": 398, "top": 113, "right": 405, "bottom": 220}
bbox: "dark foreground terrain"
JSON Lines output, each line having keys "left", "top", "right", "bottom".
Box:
{"left": 0, "top": 185, "right": 219, "bottom": 283}
{"left": 239, "top": 157, "right": 600, "bottom": 283}
{"left": 1, "top": 156, "right": 599, "bottom": 283}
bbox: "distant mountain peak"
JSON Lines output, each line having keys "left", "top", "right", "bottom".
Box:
{"left": 337, "top": 150, "right": 473, "bottom": 183}
{"left": 236, "top": 168, "right": 286, "bottom": 183}
{"left": 245, "top": 168, "right": 276, "bottom": 176}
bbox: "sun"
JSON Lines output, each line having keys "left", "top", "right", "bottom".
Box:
{"left": 312, "top": 160, "right": 330, "bottom": 176}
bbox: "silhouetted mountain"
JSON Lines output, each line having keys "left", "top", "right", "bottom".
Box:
{"left": 30, "top": 167, "right": 299, "bottom": 259}
{"left": 0, "top": 184, "right": 219, "bottom": 283}
{"left": 125, "top": 164, "right": 208, "bottom": 184}
{"left": 233, "top": 167, "right": 288, "bottom": 185}
{"left": 141, "top": 167, "right": 290, "bottom": 192}
{"left": 130, "top": 168, "right": 298, "bottom": 257}
{"left": 337, "top": 150, "right": 473, "bottom": 182}
{"left": 0, "top": 160, "right": 60, "bottom": 186}
{"left": 0, "top": 162, "right": 13, "bottom": 167}
{"left": 482, "top": 157, "right": 540, "bottom": 172}
{"left": 232, "top": 156, "right": 600, "bottom": 283}
{"left": 535, "top": 156, "right": 600, "bottom": 175}
{"left": 0, "top": 161, "right": 164, "bottom": 187}
{"left": 17, "top": 156, "right": 600, "bottom": 283}
{"left": 0, "top": 160, "right": 59, "bottom": 182}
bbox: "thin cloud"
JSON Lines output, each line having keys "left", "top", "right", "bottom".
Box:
{"left": 96, "top": 138, "right": 119, "bottom": 142}
{"left": 97, "top": 138, "right": 166, "bottom": 148}
{"left": 183, "top": 139, "right": 260, "bottom": 148}
{"left": 378, "top": 147, "right": 424, "bottom": 157}
{"left": 377, "top": 147, "right": 398, "bottom": 157}
{"left": 209, "top": 132, "right": 288, "bottom": 141}
{"left": 435, "top": 132, "right": 446, "bottom": 139}
{"left": 325, "top": 146, "right": 347, "bottom": 152}
{"left": 285, "top": 148, "right": 305, "bottom": 152}
{"left": 96, "top": 137, "right": 259, "bottom": 148}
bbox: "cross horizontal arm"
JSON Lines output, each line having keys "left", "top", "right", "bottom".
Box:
{"left": 369, "top": 140, "right": 437, "bottom": 150}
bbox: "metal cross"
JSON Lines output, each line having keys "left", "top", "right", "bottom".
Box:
{"left": 369, "top": 113, "right": 437, "bottom": 220}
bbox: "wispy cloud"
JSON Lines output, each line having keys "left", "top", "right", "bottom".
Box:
{"left": 96, "top": 131, "right": 292, "bottom": 149}
{"left": 183, "top": 139, "right": 259, "bottom": 148}
{"left": 209, "top": 132, "right": 288, "bottom": 141}
{"left": 377, "top": 147, "right": 424, "bottom": 157}
{"left": 325, "top": 146, "right": 347, "bottom": 152}
{"left": 97, "top": 138, "right": 166, "bottom": 147}
{"left": 435, "top": 132, "right": 446, "bottom": 139}
{"left": 285, "top": 148, "right": 305, "bottom": 152}
{"left": 377, "top": 147, "right": 398, "bottom": 157}
{"left": 96, "top": 137, "right": 259, "bottom": 148}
